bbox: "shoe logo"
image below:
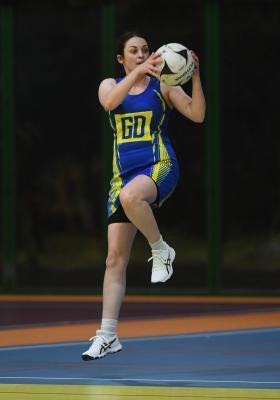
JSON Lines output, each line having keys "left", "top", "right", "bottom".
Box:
{"left": 100, "top": 337, "right": 117, "bottom": 355}
{"left": 164, "top": 257, "right": 171, "bottom": 273}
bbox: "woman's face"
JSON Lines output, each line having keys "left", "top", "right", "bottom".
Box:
{"left": 118, "top": 36, "right": 149, "bottom": 73}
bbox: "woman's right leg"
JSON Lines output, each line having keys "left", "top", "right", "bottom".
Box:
{"left": 81, "top": 221, "right": 137, "bottom": 361}
{"left": 102, "top": 222, "right": 137, "bottom": 321}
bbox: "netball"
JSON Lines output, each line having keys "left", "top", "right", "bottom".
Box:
{"left": 157, "top": 43, "right": 194, "bottom": 86}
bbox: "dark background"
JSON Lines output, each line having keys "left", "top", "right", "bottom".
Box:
{"left": 1, "top": 0, "right": 280, "bottom": 292}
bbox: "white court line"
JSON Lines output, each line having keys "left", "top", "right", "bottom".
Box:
{"left": 0, "top": 326, "right": 280, "bottom": 352}
{"left": 0, "top": 376, "right": 280, "bottom": 385}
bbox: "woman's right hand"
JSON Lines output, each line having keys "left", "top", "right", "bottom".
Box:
{"left": 135, "top": 52, "right": 162, "bottom": 79}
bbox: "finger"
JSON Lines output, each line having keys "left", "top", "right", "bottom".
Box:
{"left": 191, "top": 50, "right": 198, "bottom": 59}
{"left": 149, "top": 71, "right": 160, "bottom": 79}
{"left": 151, "top": 52, "right": 161, "bottom": 59}
{"left": 148, "top": 65, "right": 160, "bottom": 76}
{"left": 191, "top": 53, "right": 198, "bottom": 61}
{"left": 150, "top": 57, "right": 163, "bottom": 67}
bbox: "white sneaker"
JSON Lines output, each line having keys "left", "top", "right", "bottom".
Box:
{"left": 148, "top": 244, "right": 176, "bottom": 283}
{"left": 81, "top": 330, "right": 122, "bottom": 361}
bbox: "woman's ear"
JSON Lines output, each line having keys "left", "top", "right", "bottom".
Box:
{"left": 117, "top": 54, "right": 123, "bottom": 64}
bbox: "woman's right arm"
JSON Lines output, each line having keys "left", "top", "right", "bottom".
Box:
{"left": 98, "top": 53, "right": 161, "bottom": 111}
{"left": 98, "top": 71, "right": 138, "bottom": 112}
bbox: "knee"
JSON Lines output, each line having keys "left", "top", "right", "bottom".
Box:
{"left": 119, "top": 189, "right": 139, "bottom": 210}
{"left": 106, "top": 250, "right": 129, "bottom": 272}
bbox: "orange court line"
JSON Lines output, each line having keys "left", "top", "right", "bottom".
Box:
{"left": 1, "top": 294, "right": 280, "bottom": 303}
{"left": 0, "top": 311, "right": 280, "bottom": 347}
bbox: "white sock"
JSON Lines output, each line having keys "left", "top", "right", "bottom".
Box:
{"left": 149, "top": 235, "right": 167, "bottom": 251}
{"left": 100, "top": 318, "right": 118, "bottom": 336}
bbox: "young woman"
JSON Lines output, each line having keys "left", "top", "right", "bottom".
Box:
{"left": 82, "top": 31, "right": 205, "bottom": 360}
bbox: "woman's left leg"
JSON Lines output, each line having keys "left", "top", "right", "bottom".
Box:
{"left": 119, "top": 174, "right": 160, "bottom": 243}
{"left": 119, "top": 174, "right": 175, "bottom": 283}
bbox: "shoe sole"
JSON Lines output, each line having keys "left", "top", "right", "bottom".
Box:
{"left": 81, "top": 347, "right": 122, "bottom": 361}
{"left": 160, "top": 247, "right": 175, "bottom": 282}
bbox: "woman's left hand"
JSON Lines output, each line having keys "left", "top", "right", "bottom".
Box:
{"left": 190, "top": 50, "right": 200, "bottom": 76}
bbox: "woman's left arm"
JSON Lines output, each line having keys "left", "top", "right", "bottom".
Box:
{"left": 166, "top": 51, "right": 206, "bottom": 123}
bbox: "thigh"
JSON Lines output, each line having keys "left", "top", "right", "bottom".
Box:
{"left": 120, "top": 174, "right": 158, "bottom": 204}
{"left": 107, "top": 222, "right": 138, "bottom": 260}
{"left": 108, "top": 204, "right": 130, "bottom": 225}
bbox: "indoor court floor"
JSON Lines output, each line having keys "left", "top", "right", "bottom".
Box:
{"left": 0, "top": 295, "right": 280, "bottom": 399}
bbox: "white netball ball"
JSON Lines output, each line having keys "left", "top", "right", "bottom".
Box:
{"left": 157, "top": 43, "right": 194, "bottom": 86}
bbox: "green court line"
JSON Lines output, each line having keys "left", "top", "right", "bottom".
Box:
{"left": 0, "top": 384, "right": 280, "bottom": 400}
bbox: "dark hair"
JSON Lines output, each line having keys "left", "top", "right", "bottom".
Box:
{"left": 116, "top": 31, "right": 146, "bottom": 56}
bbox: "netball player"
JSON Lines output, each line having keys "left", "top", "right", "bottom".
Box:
{"left": 82, "top": 31, "right": 205, "bottom": 360}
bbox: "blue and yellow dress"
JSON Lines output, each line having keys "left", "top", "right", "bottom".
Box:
{"left": 107, "top": 76, "right": 179, "bottom": 219}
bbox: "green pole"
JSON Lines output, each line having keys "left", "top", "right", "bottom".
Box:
{"left": 100, "top": 4, "right": 115, "bottom": 249}
{"left": 205, "top": 0, "right": 221, "bottom": 292}
{"left": 0, "top": 6, "right": 16, "bottom": 289}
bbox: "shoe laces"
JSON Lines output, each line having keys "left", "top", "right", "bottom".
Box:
{"left": 88, "top": 332, "right": 108, "bottom": 348}
{"left": 148, "top": 249, "right": 168, "bottom": 270}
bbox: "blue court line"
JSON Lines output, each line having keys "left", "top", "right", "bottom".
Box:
{"left": 1, "top": 326, "right": 280, "bottom": 351}
{"left": 0, "top": 327, "right": 279, "bottom": 389}
{"left": 1, "top": 376, "right": 280, "bottom": 384}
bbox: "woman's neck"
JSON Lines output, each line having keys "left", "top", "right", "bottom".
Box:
{"left": 129, "top": 75, "right": 150, "bottom": 94}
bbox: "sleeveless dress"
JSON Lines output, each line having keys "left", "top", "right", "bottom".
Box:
{"left": 107, "top": 76, "right": 179, "bottom": 218}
